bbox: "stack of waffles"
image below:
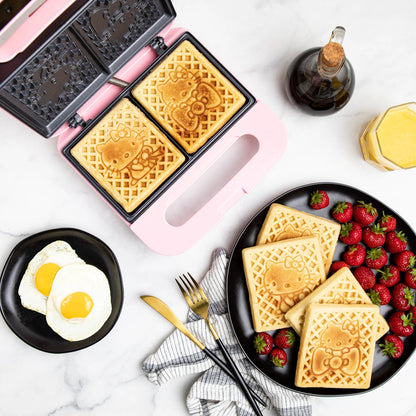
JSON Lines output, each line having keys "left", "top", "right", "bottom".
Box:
{"left": 242, "top": 203, "right": 387, "bottom": 389}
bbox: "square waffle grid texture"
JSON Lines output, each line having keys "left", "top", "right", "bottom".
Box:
{"left": 285, "top": 267, "right": 389, "bottom": 338}
{"left": 2, "top": 29, "right": 101, "bottom": 123}
{"left": 73, "top": 0, "right": 163, "bottom": 65}
{"left": 70, "top": 98, "right": 185, "bottom": 213}
{"left": 256, "top": 204, "right": 340, "bottom": 274}
{"left": 132, "top": 40, "right": 246, "bottom": 153}
{"left": 242, "top": 236, "right": 326, "bottom": 332}
{"left": 295, "top": 303, "right": 379, "bottom": 389}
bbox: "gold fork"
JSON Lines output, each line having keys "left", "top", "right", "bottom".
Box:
{"left": 176, "top": 273, "right": 263, "bottom": 416}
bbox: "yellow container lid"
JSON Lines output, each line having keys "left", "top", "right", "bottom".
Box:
{"left": 367, "top": 103, "right": 416, "bottom": 170}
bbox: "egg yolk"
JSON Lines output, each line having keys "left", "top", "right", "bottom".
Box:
{"left": 60, "top": 292, "right": 94, "bottom": 319}
{"left": 35, "top": 263, "right": 61, "bottom": 296}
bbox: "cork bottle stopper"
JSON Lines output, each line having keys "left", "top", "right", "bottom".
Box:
{"left": 321, "top": 42, "right": 345, "bottom": 67}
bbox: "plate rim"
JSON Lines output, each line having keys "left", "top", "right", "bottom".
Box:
{"left": 226, "top": 181, "right": 416, "bottom": 396}
{"left": 0, "top": 227, "right": 124, "bottom": 354}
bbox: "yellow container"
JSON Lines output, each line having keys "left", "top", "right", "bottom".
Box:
{"left": 360, "top": 103, "right": 416, "bottom": 171}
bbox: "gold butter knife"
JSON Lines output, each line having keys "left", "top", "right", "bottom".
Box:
{"left": 140, "top": 295, "right": 266, "bottom": 407}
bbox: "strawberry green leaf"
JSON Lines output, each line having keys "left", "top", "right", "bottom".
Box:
{"left": 404, "top": 287, "right": 415, "bottom": 307}
{"left": 379, "top": 340, "right": 397, "bottom": 357}
{"left": 368, "top": 289, "right": 381, "bottom": 306}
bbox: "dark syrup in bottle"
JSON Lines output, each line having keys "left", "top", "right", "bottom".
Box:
{"left": 286, "top": 26, "right": 355, "bottom": 116}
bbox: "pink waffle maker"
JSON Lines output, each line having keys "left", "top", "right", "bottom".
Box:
{"left": 0, "top": 0, "right": 286, "bottom": 255}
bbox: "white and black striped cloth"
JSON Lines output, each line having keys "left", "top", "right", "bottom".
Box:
{"left": 142, "top": 248, "right": 312, "bottom": 416}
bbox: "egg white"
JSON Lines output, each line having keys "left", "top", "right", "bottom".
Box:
{"left": 18, "top": 241, "right": 85, "bottom": 314}
{"left": 46, "top": 264, "right": 112, "bottom": 342}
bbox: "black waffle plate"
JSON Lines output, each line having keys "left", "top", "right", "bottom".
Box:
{"left": 227, "top": 182, "right": 416, "bottom": 396}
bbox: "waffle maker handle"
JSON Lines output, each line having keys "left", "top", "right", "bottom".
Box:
{"left": 130, "top": 100, "right": 286, "bottom": 255}
{"left": 0, "top": 0, "right": 76, "bottom": 62}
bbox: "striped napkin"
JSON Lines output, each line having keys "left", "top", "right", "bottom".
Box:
{"left": 142, "top": 248, "right": 312, "bottom": 416}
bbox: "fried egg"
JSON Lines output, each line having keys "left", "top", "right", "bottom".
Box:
{"left": 18, "top": 241, "right": 85, "bottom": 314}
{"left": 46, "top": 264, "right": 112, "bottom": 341}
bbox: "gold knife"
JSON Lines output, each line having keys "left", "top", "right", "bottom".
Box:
{"left": 140, "top": 295, "right": 266, "bottom": 407}
{"left": 141, "top": 295, "right": 204, "bottom": 349}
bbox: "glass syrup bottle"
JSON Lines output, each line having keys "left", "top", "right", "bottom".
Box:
{"left": 285, "top": 26, "right": 355, "bottom": 115}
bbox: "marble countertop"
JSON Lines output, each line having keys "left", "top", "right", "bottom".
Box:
{"left": 1, "top": 0, "right": 416, "bottom": 415}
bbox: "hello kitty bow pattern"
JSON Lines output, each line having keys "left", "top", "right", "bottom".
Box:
{"left": 284, "top": 256, "right": 304, "bottom": 272}
{"left": 157, "top": 65, "right": 221, "bottom": 132}
{"left": 311, "top": 320, "right": 361, "bottom": 376}
{"left": 98, "top": 122, "right": 164, "bottom": 184}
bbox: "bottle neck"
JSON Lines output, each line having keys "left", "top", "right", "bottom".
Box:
{"left": 317, "top": 41, "right": 345, "bottom": 78}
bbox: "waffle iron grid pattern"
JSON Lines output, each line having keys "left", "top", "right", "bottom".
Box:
{"left": 73, "top": 0, "right": 163, "bottom": 65}
{"left": 256, "top": 204, "right": 340, "bottom": 273}
{"left": 295, "top": 305, "right": 378, "bottom": 389}
{"left": 70, "top": 98, "right": 185, "bottom": 213}
{"left": 243, "top": 237, "right": 325, "bottom": 332}
{"left": 3, "top": 30, "right": 101, "bottom": 123}
{"left": 132, "top": 40, "right": 246, "bottom": 153}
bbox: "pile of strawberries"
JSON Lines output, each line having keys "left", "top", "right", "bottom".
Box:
{"left": 312, "top": 190, "right": 416, "bottom": 359}
{"left": 253, "top": 328, "right": 296, "bottom": 367}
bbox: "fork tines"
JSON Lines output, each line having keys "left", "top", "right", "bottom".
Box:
{"left": 176, "top": 273, "right": 204, "bottom": 304}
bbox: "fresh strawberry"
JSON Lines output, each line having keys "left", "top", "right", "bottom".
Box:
{"left": 330, "top": 261, "right": 350, "bottom": 274}
{"left": 391, "top": 283, "right": 415, "bottom": 311}
{"left": 378, "top": 265, "right": 401, "bottom": 287}
{"left": 269, "top": 348, "right": 287, "bottom": 367}
{"left": 332, "top": 201, "right": 353, "bottom": 223}
{"left": 353, "top": 266, "right": 376, "bottom": 290}
{"left": 310, "top": 190, "right": 329, "bottom": 210}
{"left": 393, "top": 250, "right": 416, "bottom": 272}
{"left": 404, "top": 269, "right": 416, "bottom": 289}
{"left": 273, "top": 328, "right": 296, "bottom": 349}
{"left": 362, "top": 223, "right": 386, "bottom": 248}
{"left": 367, "top": 283, "right": 391, "bottom": 305}
{"left": 389, "top": 311, "right": 414, "bottom": 337}
{"left": 378, "top": 212, "right": 397, "bottom": 233}
{"left": 343, "top": 244, "right": 366, "bottom": 266}
{"left": 386, "top": 231, "right": 408, "bottom": 254}
{"left": 379, "top": 334, "right": 404, "bottom": 359}
{"left": 353, "top": 201, "right": 378, "bottom": 227}
{"left": 253, "top": 332, "right": 273, "bottom": 355}
{"left": 365, "top": 247, "right": 388, "bottom": 269}
{"left": 339, "top": 222, "right": 362, "bottom": 245}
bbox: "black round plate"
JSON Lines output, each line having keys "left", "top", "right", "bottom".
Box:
{"left": 227, "top": 182, "right": 416, "bottom": 396}
{"left": 0, "top": 228, "right": 123, "bottom": 353}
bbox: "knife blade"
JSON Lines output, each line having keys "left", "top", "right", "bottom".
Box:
{"left": 141, "top": 295, "right": 204, "bottom": 349}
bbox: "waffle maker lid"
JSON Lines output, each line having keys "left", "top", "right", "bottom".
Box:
{"left": 0, "top": 0, "right": 176, "bottom": 138}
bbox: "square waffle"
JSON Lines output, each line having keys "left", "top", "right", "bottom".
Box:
{"left": 242, "top": 236, "right": 326, "bottom": 332}
{"left": 295, "top": 303, "right": 379, "bottom": 389}
{"left": 285, "top": 267, "right": 389, "bottom": 339}
{"left": 71, "top": 98, "right": 185, "bottom": 213}
{"left": 132, "top": 39, "right": 246, "bottom": 154}
{"left": 256, "top": 204, "right": 340, "bottom": 274}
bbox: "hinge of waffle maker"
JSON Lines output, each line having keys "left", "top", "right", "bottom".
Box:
{"left": 149, "top": 36, "right": 168, "bottom": 56}
{"left": 68, "top": 113, "right": 87, "bottom": 129}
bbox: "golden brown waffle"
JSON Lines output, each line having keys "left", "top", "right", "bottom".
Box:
{"left": 132, "top": 40, "right": 246, "bottom": 154}
{"left": 242, "top": 236, "right": 326, "bottom": 332}
{"left": 256, "top": 204, "right": 340, "bottom": 274}
{"left": 295, "top": 303, "right": 378, "bottom": 389}
{"left": 285, "top": 267, "right": 389, "bottom": 339}
{"left": 71, "top": 99, "right": 185, "bottom": 213}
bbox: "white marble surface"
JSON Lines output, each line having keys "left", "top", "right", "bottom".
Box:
{"left": 1, "top": 0, "right": 416, "bottom": 415}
